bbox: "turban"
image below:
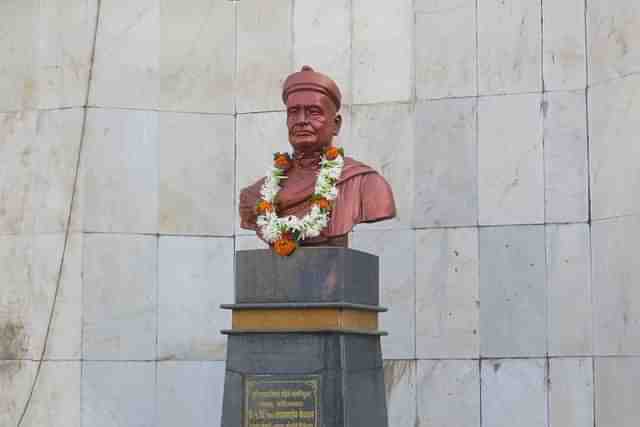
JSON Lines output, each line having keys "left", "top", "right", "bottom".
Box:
{"left": 282, "top": 65, "right": 342, "bottom": 111}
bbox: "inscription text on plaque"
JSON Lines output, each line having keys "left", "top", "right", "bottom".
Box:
{"left": 245, "top": 375, "right": 320, "bottom": 427}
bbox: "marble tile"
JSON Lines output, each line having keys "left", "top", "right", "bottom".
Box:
{"left": 46, "top": 233, "right": 83, "bottom": 360}
{"left": 92, "top": 0, "right": 235, "bottom": 112}
{"left": 235, "top": 235, "right": 268, "bottom": 251}
{"left": 588, "top": 0, "right": 640, "bottom": 85}
{"left": 352, "top": 0, "right": 413, "bottom": 104}
{"left": 589, "top": 74, "right": 640, "bottom": 220}
{"left": 237, "top": 0, "right": 292, "bottom": 112}
{"left": 0, "top": 361, "right": 37, "bottom": 426}
{"left": 350, "top": 103, "right": 414, "bottom": 229}
{"left": 158, "top": 113, "right": 234, "bottom": 236}
{"left": 546, "top": 224, "right": 592, "bottom": 356}
{"left": 416, "top": 228, "right": 479, "bottom": 359}
{"left": 416, "top": 360, "right": 480, "bottom": 427}
{"left": 158, "top": 0, "right": 235, "bottom": 113}
{"left": 543, "top": 91, "right": 589, "bottom": 223}
{"left": 595, "top": 357, "right": 640, "bottom": 427}
{"left": 351, "top": 230, "right": 415, "bottom": 359}
{"left": 157, "top": 361, "right": 225, "bottom": 427}
{"left": 478, "top": 93, "right": 544, "bottom": 225}
{"left": 542, "top": 0, "right": 586, "bottom": 91}
{"left": 82, "top": 234, "right": 157, "bottom": 360}
{"left": 82, "top": 361, "right": 156, "bottom": 427}
{"left": 293, "top": 0, "right": 351, "bottom": 105}
{"left": 414, "top": 98, "right": 477, "bottom": 227}
{"left": 481, "top": 358, "right": 547, "bottom": 427}
{"left": 592, "top": 216, "right": 640, "bottom": 356}
{"left": 80, "top": 109, "right": 158, "bottom": 233}
{"left": 478, "top": 0, "right": 542, "bottom": 94}
{"left": 0, "top": 234, "right": 65, "bottom": 360}
{"left": 479, "top": 226, "right": 546, "bottom": 357}
{"left": 0, "top": 109, "right": 84, "bottom": 234}
{"left": 235, "top": 111, "right": 289, "bottom": 235}
{"left": 0, "top": 0, "right": 97, "bottom": 111}
{"left": 383, "top": 360, "right": 417, "bottom": 427}
{"left": 549, "top": 358, "right": 593, "bottom": 427}
{"left": 158, "top": 237, "right": 233, "bottom": 361}
{"left": 90, "top": 0, "right": 160, "bottom": 109}
{"left": 415, "top": 0, "right": 477, "bottom": 99}
{"left": 21, "top": 361, "right": 81, "bottom": 427}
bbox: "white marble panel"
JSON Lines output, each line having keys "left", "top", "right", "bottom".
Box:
{"left": 158, "top": 113, "right": 234, "bottom": 235}
{"left": 158, "top": 0, "right": 235, "bottom": 113}
{"left": 46, "top": 233, "right": 83, "bottom": 360}
{"left": 414, "top": 98, "right": 477, "bottom": 227}
{"left": 542, "top": 0, "right": 586, "bottom": 91}
{"left": 90, "top": 0, "right": 160, "bottom": 109}
{"left": 479, "top": 226, "right": 546, "bottom": 357}
{"left": 415, "top": 1, "right": 477, "bottom": 99}
{"left": 352, "top": 0, "right": 413, "bottom": 104}
{"left": 82, "top": 361, "right": 156, "bottom": 427}
{"left": 546, "top": 224, "right": 592, "bottom": 356}
{"left": 0, "top": 234, "right": 65, "bottom": 360}
{"left": 589, "top": 74, "right": 640, "bottom": 220}
{"left": 0, "top": 0, "right": 96, "bottom": 111}
{"left": 237, "top": 0, "right": 292, "bottom": 112}
{"left": 235, "top": 112, "right": 289, "bottom": 235}
{"left": 478, "top": 0, "right": 542, "bottom": 94}
{"left": 293, "top": 0, "right": 351, "bottom": 105}
{"left": 21, "top": 361, "right": 81, "bottom": 427}
{"left": 416, "top": 228, "right": 479, "bottom": 359}
{"left": 82, "top": 234, "right": 157, "bottom": 360}
{"left": 158, "top": 237, "right": 233, "bottom": 361}
{"left": 478, "top": 93, "right": 544, "bottom": 225}
{"left": 595, "top": 357, "right": 640, "bottom": 427}
{"left": 481, "top": 359, "right": 547, "bottom": 427}
{"left": 235, "top": 235, "right": 268, "bottom": 251}
{"left": 0, "top": 109, "right": 83, "bottom": 234}
{"left": 549, "top": 358, "right": 593, "bottom": 427}
{"left": 157, "top": 361, "right": 225, "bottom": 427}
{"left": 592, "top": 216, "right": 640, "bottom": 356}
{"left": 350, "top": 103, "right": 414, "bottom": 229}
{"left": 0, "top": 361, "right": 37, "bottom": 426}
{"left": 80, "top": 109, "right": 158, "bottom": 233}
{"left": 383, "top": 360, "right": 417, "bottom": 427}
{"left": 351, "top": 230, "right": 415, "bottom": 359}
{"left": 543, "top": 91, "right": 589, "bottom": 223}
{"left": 588, "top": 0, "right": 640, "bottom": 85}
{"left": 417, "top": 360, "right": 480, "bottom": 427}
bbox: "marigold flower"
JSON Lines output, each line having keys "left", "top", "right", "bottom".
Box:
{"left": 273, "top": 237, "right": 297, "bottom": 256}
{"left": 273, "top": 152, "right": 292, "bottom": 170}
{"left": 255, "top": 199, "right": 273, "bottom": 214}
{"left": 324, "top": 146, "right": 340, "bottom": 160}
{"left": 314, "top": 197, "right": 331, "bottom": 210}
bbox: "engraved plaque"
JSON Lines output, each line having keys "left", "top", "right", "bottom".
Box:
{"left": 245, "top": 375, "right": 320, "bottom": 427}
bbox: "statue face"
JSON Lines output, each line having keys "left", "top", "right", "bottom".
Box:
{"left": 286, "top": 91, "right": 342, "bottom": 153}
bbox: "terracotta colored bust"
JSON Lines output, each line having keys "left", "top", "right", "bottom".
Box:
{"left": 239, "top": 66, "right": 396, "bottom": 248}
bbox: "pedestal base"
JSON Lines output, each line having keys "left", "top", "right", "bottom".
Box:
{"left": 221, "top": 333, "right": 388, "bottom": 427}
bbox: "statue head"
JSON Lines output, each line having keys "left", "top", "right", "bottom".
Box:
{"left": 282, "top": 66, "right": 343, "bottom": 155}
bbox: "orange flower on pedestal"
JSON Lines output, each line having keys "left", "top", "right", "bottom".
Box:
{"left": 273, "top": 236, "right": 297, "bottom": 256}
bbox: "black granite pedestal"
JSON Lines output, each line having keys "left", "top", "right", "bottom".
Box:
{"left": 221, "top": 248, "right": 388, "bottom": 427}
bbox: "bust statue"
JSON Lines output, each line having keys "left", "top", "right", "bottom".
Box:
{"left": 239, "top": 66, "right": 396, "bottom": 254}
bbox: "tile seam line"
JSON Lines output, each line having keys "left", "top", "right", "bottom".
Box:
{"left": 16, "top": 1, "right": 103, "bottom": 426}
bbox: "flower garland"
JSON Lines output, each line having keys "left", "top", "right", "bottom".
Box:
{"left": 256, "top": 146, "right": 345, "bottom": 256}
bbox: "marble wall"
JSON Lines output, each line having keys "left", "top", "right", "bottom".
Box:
{"left": 1, "top": 0, "right": 639, "bottom": 426}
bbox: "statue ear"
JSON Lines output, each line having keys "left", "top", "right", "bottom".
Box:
{"left": 334, "top": 114, "right": 342, "bottom": 136}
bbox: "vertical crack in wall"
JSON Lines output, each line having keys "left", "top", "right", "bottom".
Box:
{"left": 16, "top": 1, "right": 103, "bottom": 425}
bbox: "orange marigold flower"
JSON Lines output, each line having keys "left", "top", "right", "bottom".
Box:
{"left": 314, "top": 197, "right": 331, "bottom": 210}
{"left": 273, "top": 152, "right": 292, "bottom": 170}
{"left": 273, "top": 237, "right": 297, "bottom": 256}
{"left": 256, "top": 200, "right": 273, "bottom": 214}
{"left": 324, "top": 146, "right": 340, "bottom": 160}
